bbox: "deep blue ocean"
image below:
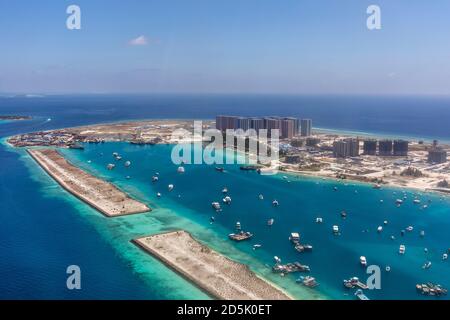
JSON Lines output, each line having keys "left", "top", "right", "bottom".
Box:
{"left": 1, "top": 94, "right": 450, "bottom": 300}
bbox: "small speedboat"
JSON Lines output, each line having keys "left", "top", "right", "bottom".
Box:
{"left": 316, "top": 217, "right": 323, "bottom": 223}
{"left": 443, "top": 253, "right": 448, "bottom": 260}
{"left": 360, "top": 256, "right": 367, "bottom": 267}
{"left": 107, "top": 163, "right": 115, "bottom": 170}
{"left": 385, "top": 266, "right": 391, "bottom": 272}
{"left": 168, "top": 184, "right": 174, "bottom": 191}
{"left": 156, "top": 192, "right": 162, "bottom": 198}
{"left": 253, "top": 244, "right": 262, "bottom": 250}
{"left": 406, "top": 226, "right": 414, "bottom": 232}
{"left": 152, "top": 176, "right": 159, "bottom": 182}
{"left": 272, "top": 200, "right": 279, "bottom": 207}
{"left": 124, "top": 160, "right": 131, "bottom": 167}
{"left": 222, "top": 188, "right": 228, "bottom": 194}
{"left": 333, "top": 225, "right": 339, "bottom": 234}
{"left": 377, "top": 226, "right": 383, "bottom": 233}
{"left": 235, "top": 221, "right": 241, "bottom": 230}
{"left": 177, "top": 166, "right": 185, "bottom": 173}
{"left": 267, "top": 218, "right": 274, "bottom": 226}
{"left": 399, "top": 245, "right": 406, "bottom": 254}
{"left": 420, "top": 230, "right": 425, "bottom": 237}
{"left": 413, "top": 199, "right": 421, "bottom": 204}
{"left": 258, "top": 194, "right": 264, "bottom": 200}
{"left": 355, "top": 289, "right": 369, "bottom": 300}
{"left": 211, "top": 202, "right": 221, "bottom": 211}
{"left": 422, "top": 261, "right": 432, "bottom": 269}
{"left": 341, "top": 211, "right": 347, "bottom": 218}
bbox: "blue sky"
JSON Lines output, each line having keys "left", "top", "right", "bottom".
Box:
{"left": 1, "top": 0, "right": 450, "bottom": 94}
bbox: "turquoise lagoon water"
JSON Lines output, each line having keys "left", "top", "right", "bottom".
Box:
{"left": 44, "top": 142, "right": 450, "bottom": 300}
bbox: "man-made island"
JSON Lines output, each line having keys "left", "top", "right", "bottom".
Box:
{"left": 0, "top": 115, "right": 32, "bottom": 121}
{"left": 28, "top": 149, "right": 150, "bottom": 217}
{"left": 7, "top": 117, "right": 450, "bottom": 194}
{"left": 133, "top": 231, "right": 292, "bottom": 300}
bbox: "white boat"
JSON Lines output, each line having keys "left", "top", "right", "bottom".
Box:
{"left": 223, "top": 196, "right": 232, "bottom": 204}
{"left": 115, "top": 156, "right": 122, "bottom": 161}
{"left": 289, "top": 232, "right": 300, "bottom": 243}
{"left": 399, "top": 244, "right": 406, "bottom": 254}
{"left": 355, "top": 289, "right": 369, "bottom": 300}
{"left": 385, "top": 266, "right": 391, "bottom": 272}
{"left": 152, "top": 176, "right": 159, "bottom": 182}
{"left": 168, "top": 184, "right": 174, "bottom": 191}
{"left": 267, "top": 218, "right": 274, "bottom": 226}
{"left": 272, "top": 200, "right": 279, "bottom": 207}
{"left": 373, "top": 184, "right": 381, "bottom": 189}
{"left": 377, "top": 226, "right": 383, "bottom": 233}
{"left": 422, "top": 261, "right": 432, "bottom": 269}
{"left": 332, "top": 225, "right": 339, "bottom": 234}
{"left": 177, "top": 166, "right": 185, "bottom": 173}
{"left": 235, "top": 221, "right": 241, "bottom": 230}
{"left": 112, "top": 152, "right": 119, "bottom": 157}
{"left": 222, "top": 188, "right": 228, "bottom": 194}
{"left": 274, "top": 256, "right": 281, "bottom": 264}
{"left": 406, "top": 226, "right": 414, "bottom": 232}
{"left": 157, "top": 192, "right": 162, "bottom": 198}
{"left": 124, "top": 160, "right": 131, "bottom": 167}
{"left": 258, "top": 194, "right": 264, "bottom": 200}
{"left": 413, "top": 199, "right": 421, "bottom": 204}
{"left": 443, "top": 253, "right": 448, "bottom": 260}
{"left": 384, "top": 220, "right": 388, "bottom": 225}
{"left": 211, "top": 202, "right": 221, "bottom": 211}
{"left": 396, "top": 199, "right": 404, "bottom": 205}
{"left": 87, "top": 160, "right": 92, "bottom": 164}
{"left": 420, "top": 230, "right": 425, "bottom": 237}
{"left": 360, "top": 256, "right": 367, "bottom": 267}
{"left": 107, "top": 163, "right": 115, "bottom": 170}
{"left": 253, "top": 244, "right": 262, "bottom": 250}
{"left": 126, "top": 176, "right": 131, "bottom": 180}
{"left": 316, "top": 217, "right": 323, "bottom": 223}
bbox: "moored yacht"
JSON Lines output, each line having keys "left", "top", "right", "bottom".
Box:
{"left": 332, "top": 225, "right": 339, "bottom": 234}
{"left": 399, "top": 244, "right": 406, "bottom": 254}
{"left": 360, "top": 256, "right": 367, "bottom": 267}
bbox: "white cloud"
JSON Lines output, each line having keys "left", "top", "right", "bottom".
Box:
{"left": 128, "top": 35, "right": 148, "bottom": 46}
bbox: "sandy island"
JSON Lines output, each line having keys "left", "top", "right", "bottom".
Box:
{"left": 133, "top": 231, "right": 292, "bottom": 300}
{"left": 28, "top": 149, "right": 150, "bottom": 217}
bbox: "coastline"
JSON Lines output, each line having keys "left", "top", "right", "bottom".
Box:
{"left": 133, "top": 230, "right": 293, "bottom": 300}
{"left": 27, "top": 148, "right": 150, "bottom": 217}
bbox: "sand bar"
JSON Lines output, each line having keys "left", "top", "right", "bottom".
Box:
{"left": 28, "top": 149, "right": 150, "bottom": 217}
{"left": 133, "top": 230, "right": 292, "bottom": 300}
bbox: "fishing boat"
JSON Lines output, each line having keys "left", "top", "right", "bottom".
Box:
{"left": 107, "top": 163, "right": 115, "bottom": 170}
{"left": 399, "top": 244, "right": 406, "bottom": 254}
{"left": 355, "top": 289, "right": 369, "bottom": 300}
{"left": 168, "top": 184, "right": 174, "bottom": 191}
{"left": 343, "top": 277, "right": 368, "bottom": 289}
{"left": 272, "top": 200, "right": 279, "bottom": 207}
{"left": 267, "top": 218, "right": 274, "bottom": 226}
{"left": 211, "top": 202, "right": 221, "bottom": 211}
{"left": 296, "top": 276, "right": 319, "bottom": 288}
{"left": 223, "top": 196, "right": 232, "bottom": 204}
{"left": 289, "top": 232, "right": 300, "bottom": 244}
{"left": 124, "top": 160, "right": 131, "bottom": 167}
{"left": 360, "top": 256, "right": 367, "bottom": 267}
{"left": 228, "top": 231, "right": 253, "bottom": 241}
{"left": 416, "top": 283, "right": 447, "bottom": 296}
{"left": 332, "top": 225, "right": 339, "bottom": 234}
{"left": 273, "top": 262, "right": 310, "bottom": 274}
